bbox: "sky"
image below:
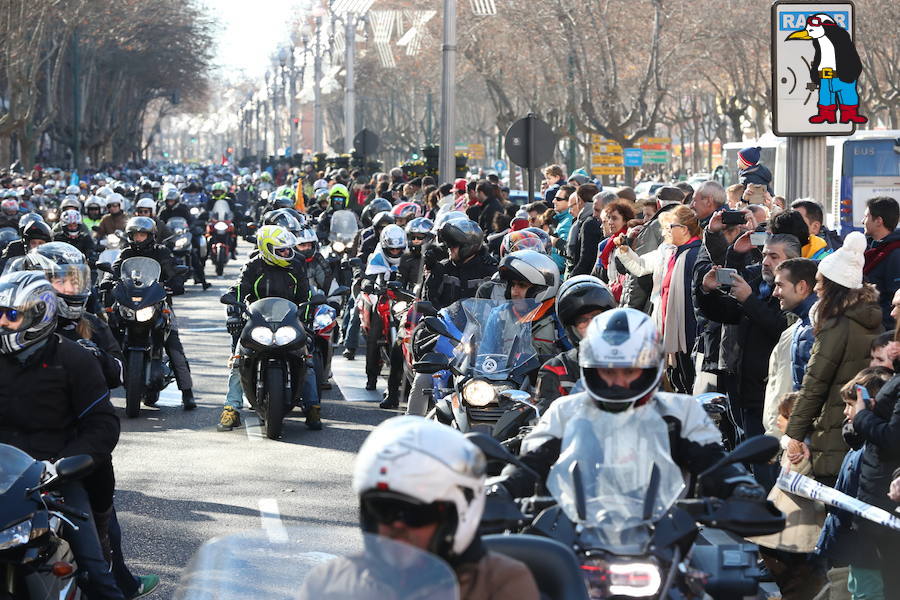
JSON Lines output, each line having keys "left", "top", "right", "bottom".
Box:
{"left": 204, "top": 0, "right": 306, "bottom": 81}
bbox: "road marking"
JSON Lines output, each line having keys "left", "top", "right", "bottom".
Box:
{"left": 244, "top": 414, "right": 263, "bottom": 442}
{"left": 155, "top": 382, "right": 182, "bottom": 407}
{"left": 180, "top": 326, "right": 226, "bottom": 333}
{"left": 331, "top": 355, "right": 382, "bottom": 403}
{"left": 258, "top": 498, "right": 288, "bottom": 543}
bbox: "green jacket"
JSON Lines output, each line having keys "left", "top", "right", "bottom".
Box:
{"left": 786, "top": 299, "right": 883, "bottom": 480}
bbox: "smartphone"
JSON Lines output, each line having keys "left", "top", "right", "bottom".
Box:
{"left": 716, "top": 268, "right": 737, "bottom": 286}
{"left": 856, "top": 385, "right": 873, "bottom": 409}
{"left": 721, "top": 210, "right": 747, "bottom": 226}
{"left": 750, "top": 231, "right": 770, "bottom": 246}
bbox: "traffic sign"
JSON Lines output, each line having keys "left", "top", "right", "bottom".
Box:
{"left": 592, "top": 154, "right": 624, "bottom": 165}
{"left": 469, "top": 143, "right": 486, "bottom": 159}
{"left": 624, "top": 148, "right": 643, "bottom": 167}
{"left": 771, "top": 2, "right": 856, "bottom": 136}
{"left": 591, "top": 166, "right": 624, "bottom": 176}
{"left": 494, "top": 160, "right": 507, "bottom": 173}
{"left": 354, "top": 128, "right": 380, "bottom": 155}
{"left": 505, "top": 115, "right": 556, "bottom": 168}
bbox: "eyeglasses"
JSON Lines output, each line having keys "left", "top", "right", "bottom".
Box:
{"left": 0, "top": 307, "right": 20, "bottom": 321}
{"left": 364, "top": 497, "right": 445, "bottom": 527}
{"left": 666, "top": 223, "right": 687, "bottom": 230}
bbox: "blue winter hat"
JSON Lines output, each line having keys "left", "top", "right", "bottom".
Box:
{"left": 738, "top": 147, "right": 761, "bottom": 166}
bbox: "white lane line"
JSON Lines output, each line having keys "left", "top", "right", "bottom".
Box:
{"left": 244, "top": 414, "right": 263, "bottom": 442}
{"left": 258, "top": 498, "right": 288, "bottom": 543}
{"left": 180, "top": 326, "right": 226, "bottom": 333}
{"left": 155, "top": 381, "right": 182, "bottom": 407}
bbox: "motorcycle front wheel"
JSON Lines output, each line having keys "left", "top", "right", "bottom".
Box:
{"left": 262, "top": 364, "right": 286, "bottom": 440}
{"left": 125, "top": 350, "right": 147, "bottom": 418}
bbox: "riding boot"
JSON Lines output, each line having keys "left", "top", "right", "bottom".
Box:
{"left": 182, "top": 389, "right": 196, "bottom": 411}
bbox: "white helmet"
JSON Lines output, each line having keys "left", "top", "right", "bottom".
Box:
{"left": 353, "top": 416, "right": 486, "bottom": 559}
{"left": 379, "top": 224, "right": 407, "bottom": 265}
{"left": 95, "top": 186, "right": 113, "bottom": 198}
{"left": 579, "top": 307, "right": 665, "bottom": 413}
{"left": 59, "top": 197, "right": 82, "bottom": 212}
{"left": 65, "top": 184, "right": 80, "bottom": 197}
{"left": 497, "top": 249, "right": 560, "bottom": 303}
{"left": 134, "top": 197, "right": 156, "bottom": 215}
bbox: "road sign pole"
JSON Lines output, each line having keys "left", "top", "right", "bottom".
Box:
{"left": 786, "top": 136, "right": 827, "bottom": 202}
{"left": 526, "top": 113, "right": 535, "bottom": 206}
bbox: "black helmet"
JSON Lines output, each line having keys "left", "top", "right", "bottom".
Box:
{"left": 361, "top": 198, "right": 392, "bottom": 227}
{"left": 371, "top": 211, "right": 395, "bottom": 232}
{"left": 556, "top": 275, "right": 617, "bottom": 344}
{"left": 0, "top": 271, "right": 58, "bottom": 355}
{"left": 24, "top": 242, "right": 91, "bottom": 321}
{"left": 125, "top": 216, "right": 157, "bottom": 251}
{"left": 438, "top": 219, "right": 484, "bottom": 261}
{"left": 21, "top": 220, "right": 52, "bottom": 245}
{"left": 17, "top": 213, "right": 45, "bottom": 237}
{"left": 262, "top": 209, "right": 303, "bottom": 236}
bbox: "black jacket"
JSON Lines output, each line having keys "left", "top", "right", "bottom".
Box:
{"left": 233, "top": 256, "right": 310, "bottom": 306}
{"left": 468, "top": 197, "right": 503, "bottom": 234}
{"left": 535, "top": 347, "right": 579, "bottom": 411}
{"left": 53, "top": 230, "right": 97, "bottom": 262}
{"left": 57, "top": 315, "right": 124, "bottom": 389}
{"left": 398, "top": 251, "right": 423, "bottom": 289}
{"left": 572, "top": 217, "right": 602, "bottom": 276}
{"left": 0, "top": 335, "right": 119, "bottom": 464}
{"left": 0, "top": 213, "right": 20, "bottom": 230}
{"left": 158, "top": 203, "right": 194, "bottom": 226}
{"left": 853, "top": 375, "right": 900, "bottom": 512}
{"left": 423, "top": 247, "right": 498, "bottom": 310}
{"left": 865, "top": 230, "right": 900, "bottom": 331}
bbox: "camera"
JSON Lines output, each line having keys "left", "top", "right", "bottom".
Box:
{"left": 721, "top": 210, "right": 747, "bottom": 226}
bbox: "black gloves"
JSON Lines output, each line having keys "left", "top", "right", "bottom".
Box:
{"left": 423, "top": 245, "right": 446, "bottom": 270}
{"left": 731, "top": 482, "right": 767, "bottom": 501}
{"left": 76, "top": 338, "right": 103, "bottom": 358}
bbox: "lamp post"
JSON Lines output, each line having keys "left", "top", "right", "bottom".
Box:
{"left": 288, "top": 38, "right": 298, "bottom": 160}
{"left": 314, "top": 15, "right": 324, "bottom": 152}
{"left": 264, "top": 71, "right": 271, "bottom": 157}
{"left": 277, "top": 46, "right": 289, "bottom": 157}
{"left": 438, "top": 0, "right": 457, "bottom": 184}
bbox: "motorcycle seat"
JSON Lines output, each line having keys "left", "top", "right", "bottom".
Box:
{"left": 482, "top": 533, "right": 589, "bottom": 600}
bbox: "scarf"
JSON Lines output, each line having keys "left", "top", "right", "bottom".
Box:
{"left": 599, "top": 226, "right": 627, "bottom": 268}
{"left": 863, "top": 239, "right": 900, "bottom": 275}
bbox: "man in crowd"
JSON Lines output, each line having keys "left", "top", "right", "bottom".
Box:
{"left": 689, "top": 181, "right": 727, "bottom": 228}
{"left": 862, "top": 196, "right": 900, "bottom": 330}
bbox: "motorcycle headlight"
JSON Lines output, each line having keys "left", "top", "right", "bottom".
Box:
{"left": 0, "top": 520, "right": 32, "bottom": 551}
{"left": 462, "top": 379, "right": 497, "bottom": 407}
{"left": 135, "top": 306, "right": 155, "bottom": 322}
{"left": 250, "top": 326, "right": 275, "bottom": 345}
{"left": 174, "top": 237, "right": 190, "bottom": 250}
{"left": 273, "top": 326, "right": 297, "bottom": 346}
{"left": 214, "top": 222, "right": 228, "bottom": 232}
{"left": 332, "top": 241, "right": 345, "bottom": 253}
{"left": 607, "top": 562, "right": 662, "bottom": 597}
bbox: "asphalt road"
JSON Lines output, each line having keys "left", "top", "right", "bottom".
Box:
{"left": 110, "top": 242, "right": 391, "bottom": 599}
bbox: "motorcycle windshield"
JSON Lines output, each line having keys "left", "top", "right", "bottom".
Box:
{"left": 0, "top": 444, "right": 36, "bottom": 494}
{"left": 120, "top": 257, "right": 162, "bottom": 287}
{"left": 182, "top": 193, "right": 204, "bottom": 208}
{"left": 546, "top": 400, "right": 685, "bottom": 553}
{"left": 211, "top": 200, "right": 232, "bottom": 221}
{"left": 167, "top": 217, "right": 189, "bottom": 233}
{"left": 328, "top": 210, "right": 358, "bottom": 243}
{"left": 174, "top": 529, "right": 459, "bottom": 600}
{"left": 450, "top": 298, "right": 539, "bottom": 381}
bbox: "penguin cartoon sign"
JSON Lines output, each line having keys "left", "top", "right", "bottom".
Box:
{"left": 771, "top": 2, "right": 862, "bottom": 136}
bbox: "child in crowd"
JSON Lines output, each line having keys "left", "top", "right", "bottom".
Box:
{"left": 737, "top": 146, "right": 773, "bottom": 194}
{"left": 868, "top": 332, "right": 897, "bottom": 370}
{"left": 816, "top": 367, "right": 893, "bottom": 600}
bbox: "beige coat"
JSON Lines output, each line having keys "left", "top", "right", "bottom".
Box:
{"left": 456, "top": 551, "right": 541, "bottom": 600}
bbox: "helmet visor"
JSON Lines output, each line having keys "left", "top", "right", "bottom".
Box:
{"left": 579, "top": 332, "right": 663, "bottom": 369}
{"left": 44, "top": 264, "right": 91, "bottom": 298}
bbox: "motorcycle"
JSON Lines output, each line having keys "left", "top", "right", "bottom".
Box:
{"left": 309, "top": 285, "right": 351, "bottom": 392}
{"left": 206, "top": 200, "right": 234, "bottom": 276}
{"left": 174, "top": 528, "right": 459, "bottom": 600}
{"left": 220, "top": 292, "right": 325, "bottom": 440}
{"left": 357, "top": 279, "right": 416, "bottom": 385}
{"left": 96, "top": 231, "right": 125, "bottom": 268}
{"left": 165, "top": 217, "right": 193, "bottom": 291}
{"left": 417, "top": 298, "right": 541, "bottom": 436}
{"left": 475, "top": 416, "right": 785, "bottom": 599}
{"left": 101, "top": 258, "right": 187, "bottom": 418}
{"left": 0, "top": 444, "right": 94, "bottom": 600}
{"left": 324, "top": 210, "right": 358, "bottom": 288}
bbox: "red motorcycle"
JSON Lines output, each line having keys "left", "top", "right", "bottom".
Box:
{"left": 207, "top": 200, "right": 236, "bottom": 276}
{"left": 357, "top": 279, "right": 414, "bottom": 387}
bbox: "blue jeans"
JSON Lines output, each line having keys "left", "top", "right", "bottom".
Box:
{"left": 226, "top": 342, "right": 319, "bottom": 409}
{"left": 819, "top": 77, "right": 859, "bottom": 106}
{"left": 343, "top": 294, "right": 361, "bottom": 351}
{"left": 60, "top": 482, "right": 125, "bottom": 600}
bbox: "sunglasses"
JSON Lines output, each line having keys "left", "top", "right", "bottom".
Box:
{"left": 409, "top": 234, "right": 429, "bottom": 242}
{"left": 554, "top": 196, "right": 568, "bottom": 201}
{"left": 364, "top": 497, "right": 445, "bottom": 528}
{"left": 0, "top": 307, "right": 20, "bottom": 321}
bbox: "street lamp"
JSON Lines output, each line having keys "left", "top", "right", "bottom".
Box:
{"left": 438, "top": 0, "right": 457, "bottom": 184}
{"left": 329, "top": 0, "right": 375, "bottom": 153}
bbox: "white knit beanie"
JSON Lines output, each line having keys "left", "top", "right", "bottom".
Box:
{"left": 817, "top": 231, "right": 866, "bottom": 289}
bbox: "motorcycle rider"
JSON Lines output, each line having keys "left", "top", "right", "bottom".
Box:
{"left": 362, "top": 224, "right": 407, "bottom": 392}
{"left": 95, "top": 193, "right": 128, "bottom": 238}
{"left": 219, "top": 225, "right": 322, "bottom": 432}
{"left": 133, "top": 197, "right": 173, "bottom": 244}
{"left": 423, "top": 218, "right": 498, "bottom": 310}
{"left": 314, "top": 183, "right": 351, "bottom": 239}
{"left": 0, "top": 218, "right": 53, "bottom": 269}
{"left": 0, "top": 198, "right": 21, "bottom": 229}
{"left": 0, "top": 270, "right": 126, "bottom": 600}
{"left": 344, "top": 416, "right": 540, "bottom": 599}
{"left": 536, "top": 275, "right": 616, "bottom": 409}
{"left": 500, "top": 307, "right": 765, "bottom": 502}
{"left": 158, "top": 188, "right": 210, "bottom": 290}
{"left": 398, "top": 217, "right": 434, "bottom": 289}
{"left": 53, "top": 209, "right": 97, "bottom": 263}
{"left": 83, "top": 195, "right": 105, "bottom": 234}
{"left": 106, "top": 217, "right": 197, "bottom": 410}
{"left": 296, "top": 226, "right": 332, "bottom": 294}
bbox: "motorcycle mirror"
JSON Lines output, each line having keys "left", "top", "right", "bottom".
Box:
{"left": 95, "top": 262, "right": 113, "bottom": 274}
{"left": 569, "top": 461, "right": 588, "bottom": 522}
{"left": 464, "top": 432, "right": 541, "bottom": 481}
{"left": 331, "top": 285, "right": 351, "bottom": 297}
{"left": 308, "top": 293, "right": 327, "bottom": 306}
{"left": 412, "top": 351, "right": 450, "bottom": 374}
{"left": 348, "top": 257, "right": 363, "bottom": 270}
{"left": 54, "top": 455, "right": 94, "bottom": 482}
{"left": 698, "top": 435, "right": 780, "bottom": 481}
{"left": 220, "top": 292, "right": 238, "bottom": 305}
{"left": 499, "top": 390, "right": 540, "bottom": 420}
{"left": 245, "top": 235, "right": 257, "bottom": 244}
{"left": 386, "top": 280, "right": 403, "bottom": 290}
{"left": 414, "top": 301, "right": 438, "bottom": 318}
{"left": 696, "top": 392, "right": 728, "bottom": 415}
{"left": 423, "top": 316, "right": 461, "bottom": 344}
{"left": 174, "top": 265, "right": 190, "bottom": 276}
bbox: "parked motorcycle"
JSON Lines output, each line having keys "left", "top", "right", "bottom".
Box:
{"left": 417, "top": 298, "right": 541, "bottom": 436}
{"left": 101, "top": 258, "right": 187, "bottom": 417}
{"left": 220, "top": 292, "right": 325, "bottom": 440}
{"left": 475, "top": 422, "right": 785, "bottom": 599}
{"left": 206, "top": 200, "right": 234, "bottom": 276}
{"left": 0, "top": 444, "right": 94, "bottom": 600}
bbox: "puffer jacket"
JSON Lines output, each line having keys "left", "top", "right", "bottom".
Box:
{"left": 786, "top": 297, "right": 884, "bottom": 481}
{"left": 853, "top": 375, "right": 900, "bottom": 512}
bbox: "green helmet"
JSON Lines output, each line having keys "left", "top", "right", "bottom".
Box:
{"left": 275, "top": 185, "right": 295, "bottom": 201}
{"left": 256, "top": 225, "right": 297, "bottom": 268}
